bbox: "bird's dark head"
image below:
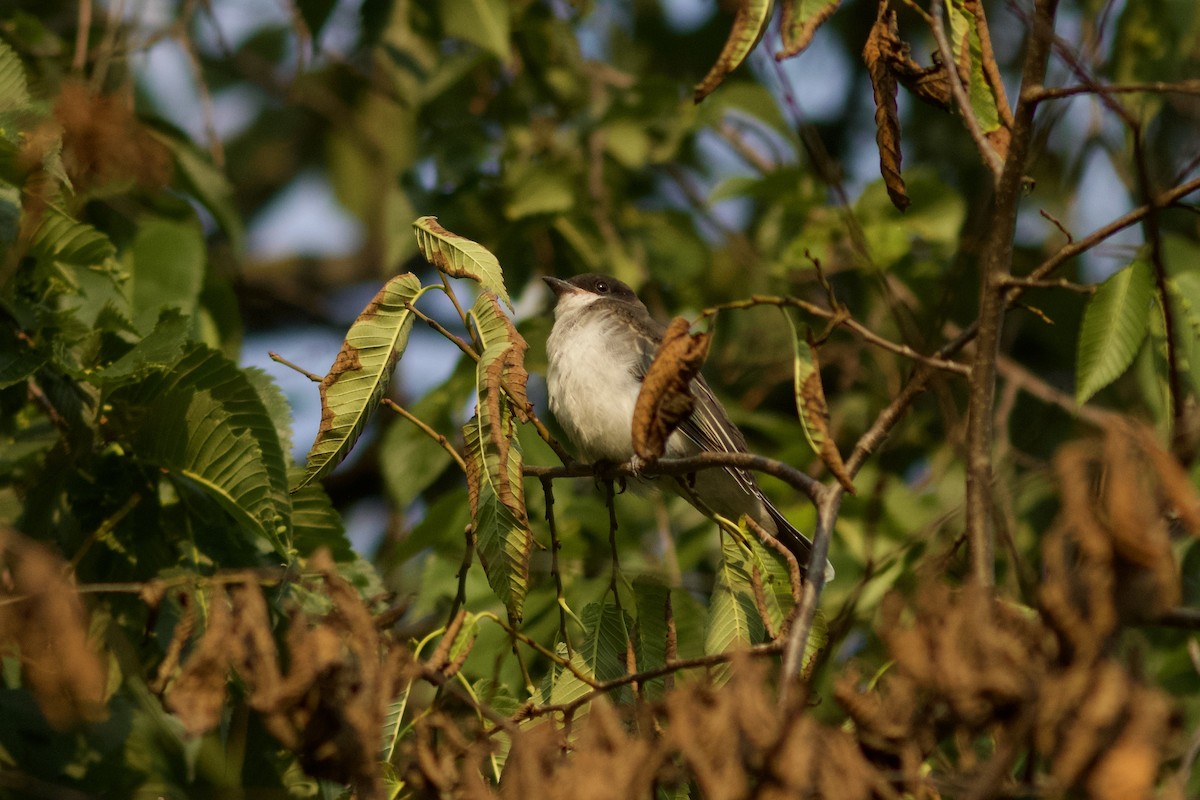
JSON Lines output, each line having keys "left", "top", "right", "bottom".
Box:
{"left": 543, "top": 273, "right": 641, "bottom": 315}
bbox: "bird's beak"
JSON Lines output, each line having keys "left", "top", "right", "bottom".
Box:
{"left": 542, "top": 276, "right": 577, "bottom": 298}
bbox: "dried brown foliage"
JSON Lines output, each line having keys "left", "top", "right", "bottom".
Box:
{"left": 0, "top": 527, "right": 109, "bottom": 730}
{"left": 632, "top": 316, "right": 711, "bottom": 462}
{"left": 405, "top": 658, "right": 892, "bottom": 800}
{"left": 162, "top": 550, "right": 411, "bottom": 799}
{"left": 54, "top": 81, "right": 172, "bottom": 195}
{"left": 835, "top": 427, "right": 1191, "bottom": 798}
{"left": 151, "top": 430, "right": 1194, "bottom": 799}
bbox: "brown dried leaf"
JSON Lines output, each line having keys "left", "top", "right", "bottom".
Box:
{"left": 166, "top": 591, "right": 236, "bottom": 736}
{"left": 864, "top": 5, "right": 909, "bottom": 212}
{"left": 790, "top": 324, "right": 855, "bottom": 493}
{"left": 632, "top": 317, "right": 710, "bottom": 462}
{"left": 55, "top": 81, "right": 172, "bottom": 194}
{"left": 0, "top": 529, "right": 109, "bottom": 730}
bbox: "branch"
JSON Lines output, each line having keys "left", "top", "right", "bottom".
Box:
{"left": 963, "top": 0, "right": 1060, "bottom": 588}
{"left": 1028, "top": 79, "right": 1200, "bottom": 101}
{"left": 523, "top": 451, "right": 823, "bottom": 505}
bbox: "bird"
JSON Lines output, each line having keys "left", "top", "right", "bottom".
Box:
{"left": 543, "top": 272, "right": 833, "bottom": 581}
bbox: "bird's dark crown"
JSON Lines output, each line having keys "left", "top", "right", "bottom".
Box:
{"left": 565, "top": 273, "right": 639, "bottom": 303}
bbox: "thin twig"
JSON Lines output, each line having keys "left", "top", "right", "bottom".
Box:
{"left": 999, "top": 276, "right": 1096, "bottom": 294}
{"left": 380, "top": 398, "right": 467, "bottom": 473}
{"left": 540, "top": 477, "right": 574, "bottom": 658}
{"left": 513, "top": 641, "right": 784, "bottom": 721}
{"left": 1028, "top": 79, "right": 1200, "bottom": 101}
{"left": 269, "top": 351, "right": 323, "bottom": 382}
{"left": 698, "top": 296, "right": 972, "bottom": 376}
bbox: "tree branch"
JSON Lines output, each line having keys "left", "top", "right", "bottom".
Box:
{"left": 964, "top": 0, "right": 1060, "bottom": 588}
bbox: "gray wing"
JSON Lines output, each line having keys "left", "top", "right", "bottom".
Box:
{"left": 625, "top": 316, "right": 762, "bottom": 495}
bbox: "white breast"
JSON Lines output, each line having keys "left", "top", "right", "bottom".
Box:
{"left": 546, "top": 302, "right": 644, "bottom": 463}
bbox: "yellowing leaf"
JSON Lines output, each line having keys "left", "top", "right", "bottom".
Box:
{"left": 694, "top": 0, "right": 774, "bottom": 103}
{"left": 784, "top": 311, "right": 855, "bottom": 493}
{"left": 413, "top": 216, "right": 512, "bottom": 309}
{"left": 295, "top": 273, "right": 424, "bottom": 490}
{"left": 464, "top": 292, "right": 532, "bottom": 620}
{"left": 777, "top": 0, "right": 843, "bottom": 60}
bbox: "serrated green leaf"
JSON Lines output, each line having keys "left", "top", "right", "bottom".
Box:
{"left": 95, "top": 309, "right": 189, "bottom": 384}
{"left": 106, "top": 345, "right": 292, "bottom": 556}
{"left": 633, "top": 577, "right": 671, "bottom": 697}
{"left": 778, "top": 0, "right": 843, "bottom": 59}
{"left": 295, "top": 272, "right": 424, "bottom": 490}
{"left": 440, "top": 0, "right": 511, "bottom": 62}
{"left": 783, "top": 310, "right": 853, "bottom": 491}
{"left": 694, "top": 0, "right": 774, "bottom": 102}
{"left": 541, "top": 601, "right": 631, "bottom": 707}
{"left": 0, "top": 40, "right": 30, "bottom": 113}
{"left": 1076, "top": 260, "right": 1154, "bottom": 405}
{"left": 463, "top": 292, "right": 532, "bottom": 620}
{"left": 289, "top": 468, "right": 351, "bottom": 561}
{"left": 412, "top": 216, "right": 512, "bottom": 309}
{"left": 704, "top": 534, "right": 768, "bottom": 670}
{"left": 1168, "top": 271, "right": 1200, "bottom": 393}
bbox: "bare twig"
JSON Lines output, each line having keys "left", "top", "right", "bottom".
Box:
{"left": 380, "top": 399, "right": 467, "bottom": 473}
{"left": 540, "top": 477, "right": 574, "bottom": 658}
{"left": 1028, "top": 79, "right": 1200, "bottom": 101}
{"left": 999, "top": 276, "right": 1096, "bottom": 294}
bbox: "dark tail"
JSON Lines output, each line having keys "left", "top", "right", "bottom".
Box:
{"left": 765, "top": 503, "right": 835, "bottom": 582}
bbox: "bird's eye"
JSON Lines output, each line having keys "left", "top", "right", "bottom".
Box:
{"left": 595, "top": 281, "right": 609, "bottom": 293}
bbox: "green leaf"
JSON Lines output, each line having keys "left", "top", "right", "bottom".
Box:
{"left": 440, "top": 0, "right": 511, "bottom": 62}
{"left": 106, "top": 345, "right": 292, "bottom": 556}
{"left": 289, "top": 469, "right": 352, "bottom": 561}
{"left": 1075, "top": 260, "right": 1154, "bottom": 405}
{"left": 503, "top": 164, "right": 575, "bottom": 221}
{"left": 704, "top": 534, "right": 768, "bottom": 665}
{"left": 151, "top": 129, "right": 246, "bottom": 252}
{"left": 694, "top": 0, "right": 774, "bottom": 102}
{"left": 778, "top": 0, "right": 844, "bottom": 59}
{"left": 633, "top": 577, "right": 671, "bottom": 697}
{"left": 463, "top": 292, "right": 532, "bottom": 620}
{"left": 412, "top": 216, "right": 512, "bottom": 309}
{"left": 0, "top": 39, "right": 31, "bottom": 113}
{"left": 540, "top": 601, "right": 631, "bottom": 707}
{"left": 1168, "top": 271, "right": 1200, "bottom": 393}
{"left": 95, "top": 309, "right": 190, "bottom": 384}
{"left": 294, "top": 272, "right": 424, "bottom": 490}
{"left": 127, "top": 217, "right": 206, "bottom": 333}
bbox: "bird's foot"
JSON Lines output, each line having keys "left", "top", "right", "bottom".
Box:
{"left": 590, "top": 460, "right": 627, "bottom": 494}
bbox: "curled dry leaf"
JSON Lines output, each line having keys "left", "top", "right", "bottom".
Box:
{"left": 864, "top": 6, "right": 909, "bottom": 212}
{"left": 632, "top": 317, "right": 710, "bottom": 462}
{"left": 0, "top": 528, "right": 109, "bottom": 730}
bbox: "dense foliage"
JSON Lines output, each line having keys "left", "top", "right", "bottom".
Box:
{"left": 1, "top": 1, "right": 1199, "bottom": 798}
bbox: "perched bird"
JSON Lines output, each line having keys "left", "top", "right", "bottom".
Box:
{"left": 543, "top": 273, "right": 833, "bottom": 580}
